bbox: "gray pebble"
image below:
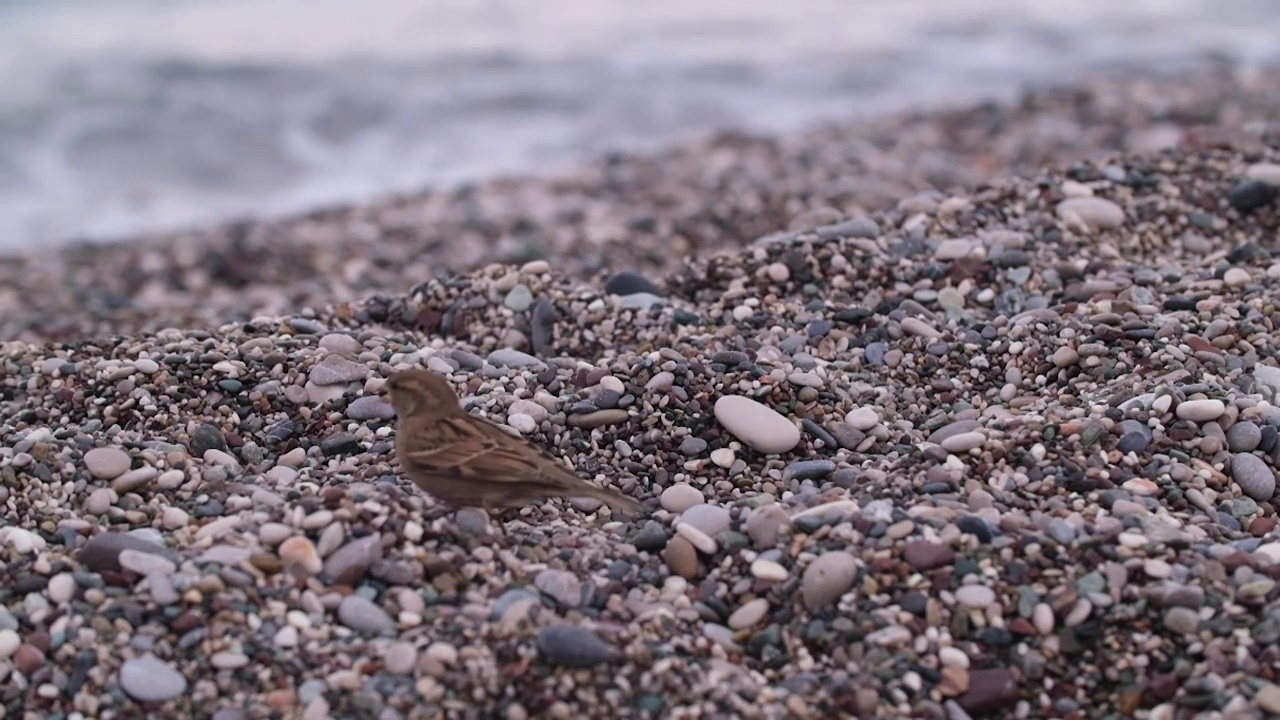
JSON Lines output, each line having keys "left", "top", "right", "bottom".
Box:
{"left": 629, "top": 521, "right": 668, "bottom": 552}
{"left": 119, "top": 654, "right": 188, "bottom": 702}
{"left": 486, "top": 349, "right": 546, "bottom": 369}
{"left": 782, "top": 460, "right": 836, "bottom": 482}
{"left": 78, "top": 533, "right": 180, "bottom": 573}
{"left": 309, "top": 354, "right": 369, "bottom": 385}
{"left": 534, "top": 569, "right": 583, "bottom": 609}
{"left": 680, "top": 504, "right": 731, "bottom": 537}
{"left": 679, "top": 437, "right": 708, "bottom": 456}
{"left": 337, "top": 595, "right": 396, "bottom": 635}
{"left": 504, "top": 284, "right": 534, "bottom": 311}
{"left": 346, "top": 396, "right": 396, "bottom": 421}
{"left": 189, "top": 423, "right": 228, "bottom": 457}
{"left": 536, "top": 625, "right": 611, "bottom": 667}
{"left": 1227, "top": 421, "right": 1262, "bottom": 452}
{"left": 1231, "top": 452, "right": 1277, "bottom": 500}
{"left": 604, "top": 271, "right": 662, "bottom": 296}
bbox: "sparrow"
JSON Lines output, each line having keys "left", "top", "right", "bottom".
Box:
{"left": 382, "top": 367, "right": 645, "bottom": 516}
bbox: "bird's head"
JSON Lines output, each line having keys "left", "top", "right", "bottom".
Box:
{"left": 381, "top": 368, "right": 463, "bottom": 419}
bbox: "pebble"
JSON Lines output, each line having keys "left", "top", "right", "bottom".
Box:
{"left": 84, "top": 487, "right": 117, "bottom": 515}
{"left": 745, "top": 505, "right": 790, "bottom": 548}
{"left": 119, "top": 548, "right": 177, "bottom": 576}
{"left": 845, "top": 406, "right": 880, "bottom": 431}
{"left": 1231, "top": 453, "right": 1276, "bottom": 501}
{"left": 0, "top": 629, "right": 19, "bottom": 660}
{"left": 119, "top": 654, "right": 188, "bottom": 702}
{"left": 709, "top": 447, "right": 736, "bottom": 468}
{"left": 1163, "top": 606, "right": 1201, "bottom": 635}
{"left": 323, "top": 534, "right": 383, "bottom": 586}
{"left": 750, "top": 559, "right": 788, "bottom": 582}
{"left": 955, "top": 585, "right": 997, "bottom": 609}
{"left": 801, "top": 552, "right": 857, "bottom": 610}
{"left": 78, "top": 532, "right": 179, "bottom": 573}
{"left": 679, "top": 503, "right": 731, "bottom": 537}
{"left": 1176, "top": 399, "right": 1226, "bottom": 422}
{"left": 675, "top": 523, "right": 717, "bottom": 554}
{"left": 1057, "top": 196, "right": 1125, "bottom": 230}
{"left": 604, "top": 271, "right": 661, "bottom": 297}
{"left": 663, "top": 536, "right": 698, "bottom": 579}
{"left": 47, "top": 573, "right": 75, "bottom": 604}
{"left": 112, "top": 466, "right": 157, "bottom": 493}
{"left": 83, "top": 447, "right": 131, "bottom": 479}
{"left": 346, "top": 395, "right": 396, "bottom": 420}
{"left": 487, "top": 349, "right": 545, "bottom": 369}
{"left": 713, "top": 395, "right": 800, "bottom": 454}
{"left": 536, "top": 625, "right": 612, "bottom": 667}
{"left": 940, "top": 432, "right": 985, "bottom": 453}
{"left": 534, "top": 569, "right": 583, "bottom": 608}
{"left": 337, "top": 595, "right": 395, "bottom": 635}
{"left": 660, "top": 483, "right": 704, "bottom": 513}
{"left": 1227, "top": 421, "right": 1262, "bottom": 452}
{"left": 727, "top": 598, "right": 770, "bottom": 630}
{"left": 279, "top": 536, "right": 324, "bottom": 576}
{"left": 308, "top": 354, "right": 368, "bottom": 385}
{"left": 383, "top": 642, "right": 418, "bottom": 676}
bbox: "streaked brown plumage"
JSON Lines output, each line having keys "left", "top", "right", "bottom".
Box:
{"left": 383, "top": 367, "right": 644, "bottom": 515}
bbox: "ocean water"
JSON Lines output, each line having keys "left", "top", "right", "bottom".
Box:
{"left": 0, "top": 0, "right": 1277, "bottom": 251}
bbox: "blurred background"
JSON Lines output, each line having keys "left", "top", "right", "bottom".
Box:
{"left": 1, "top": 0, "right": 1277, "bottom": 253}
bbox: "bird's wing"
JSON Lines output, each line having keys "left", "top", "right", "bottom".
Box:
{"left": 401, "top": 415, "right": 570, "bottom": 486}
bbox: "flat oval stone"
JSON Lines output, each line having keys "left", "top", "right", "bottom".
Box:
{"left": 1231, "top": 452, "right": 1277, "bottom": 501}
{"left": 679, "top": 503, "right": 731, "bottom": 537}
{"left": 84, "top": 447, "right": 131, "bottom": 479}
{"left": 940, "top": 432, "right": 985, "bottom": 453}
{"left": 536, "top": 625, "right": 611, "bottom": 668}
{"left": 119, "top": 654, "right": 187, "bottom": 702}
{"left": 727, "top": 598, "right": 770, "bottom": 630}
{"left": 1176, "top": 399, "right": 1225, "bottom": 422}
{"left": 714, "top": 395, "right": 800, "bottom": 454}
{"left": 845, "top": 406, "right": 880, "bottom": 431}
{"left": 801, "top": 551, "right": 857, "bottom": 610}
{"left": 660, "top": 484, "right": 704, "bottom": 513}
{"left": 1057, "top": 197, "right": 1125, "bottom": 230}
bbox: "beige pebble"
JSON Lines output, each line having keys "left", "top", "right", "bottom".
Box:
{"left": 1176, "top": 399, "right": 1225, "bottom": 422}
{"left": 1033, "top": 602, "right": 1055, "bottom": 635}
{"left": 84, "top": 488, "right": 117, "bottom": 515}
{"left": 727, "top": 598, "right": 770, "bottom": 630}
{"left": 955, "top": 585, "right": 997, "bottom": 609}
{"left": 713, "top": 396, "right": 800, "bottom": 454}
{"left": 383, "top": 641, "right": 418, "bottom": 675}
{"left": 47, "top": 572, "right": 76, "bottom": 604}
{"left": 750, "top": 558, "right": 788, "bottom": 582}
{"left": 1223, "top": 267, "right": 1251, "bottom": 287}
{"left": 84, "top": 447, "right": 131, "bottom": 479}
{"left": 259, "top": 523, "right": 294, "bottom": 546}
{"left": 676, "top": 523, "right": 717, "bottom": 554}
{"left": 801, "top": 552, "right": 857, "bottom": 611}
{"left": 161, "top": 507, "right": 190, "bottom": 530}
{"left": 845, "top": 406, "right": 880, "bottom": 431}
{"left": 710, "top": 448, "right": 736, "bottom": 468}
{"left": 660, "top": 483, "right": 704, "bottom": 513}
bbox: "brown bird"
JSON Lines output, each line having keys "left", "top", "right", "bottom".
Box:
{"left": 382, "top": 367, "right": 644, "bottom": 516}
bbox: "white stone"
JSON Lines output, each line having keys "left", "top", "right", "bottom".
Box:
{"left": 713, "top": 395, "right": 800, "bottom": 454}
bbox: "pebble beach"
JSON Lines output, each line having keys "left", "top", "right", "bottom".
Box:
{"left": 4, "top": 60, "right": 1280, "bottom": 719}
